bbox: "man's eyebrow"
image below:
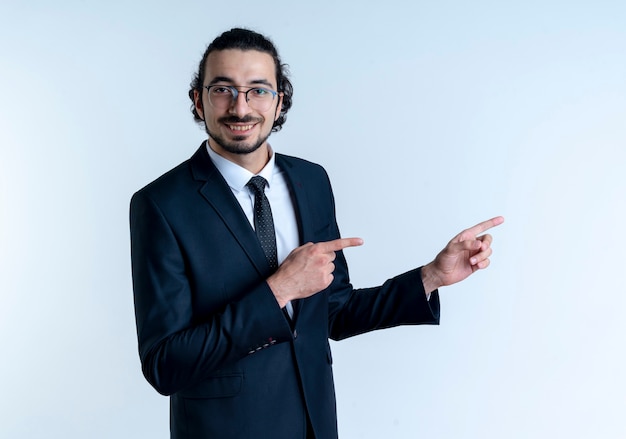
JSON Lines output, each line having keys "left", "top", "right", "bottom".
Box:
{"left": 249, "top": 79, "right": 273, "bottom": 87}
{"left": 207, "top": 76, "right": 234, "bottom": 85}
{"left": 207, "top": 76, "right": 274, "bottom": 88}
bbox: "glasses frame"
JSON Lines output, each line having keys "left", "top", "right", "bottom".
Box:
{"left": 203, "top": 85, "right": 279, "bottom": 111}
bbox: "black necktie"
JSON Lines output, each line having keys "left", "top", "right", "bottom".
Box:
{"left": 246, "top": 176, "right": 278, "bottom": 271}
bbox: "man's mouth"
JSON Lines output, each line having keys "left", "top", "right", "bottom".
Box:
{"left": 227, "top": 124, "right": 255, "bottom": 132}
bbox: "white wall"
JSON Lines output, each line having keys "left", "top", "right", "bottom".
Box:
{"left": 1, "top": 1, "right": 625, "bottom": 437}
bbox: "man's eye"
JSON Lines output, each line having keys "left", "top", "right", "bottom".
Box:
{"left": 251, "top": 88, "right": 269, "bottom": 96}
{"left": 212, "top": 87, "right": 231, "bottom": 94}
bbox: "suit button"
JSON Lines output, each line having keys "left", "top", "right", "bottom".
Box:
{"left": 293, "top": 329, "right": 298, "bottom": 339}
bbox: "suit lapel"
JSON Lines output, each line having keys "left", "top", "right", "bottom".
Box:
{"left": 189, "top": 144, "right": 272, "bottom": 276}
{"left": 276, "top": 154, "right": 316, "bottom": 245}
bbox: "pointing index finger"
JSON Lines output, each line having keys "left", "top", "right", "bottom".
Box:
{"left": 318, "top": 237, "right": 364, "bottom": 253}
{"left": 463, "top": 216, "right": 505, "bottom": 239}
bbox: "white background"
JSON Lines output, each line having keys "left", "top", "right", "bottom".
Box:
{"left": 1, "top": 1, "right": 625, "bottom": 437}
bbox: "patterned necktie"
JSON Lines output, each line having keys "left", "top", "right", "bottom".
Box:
{"left": 246, "top": 176, "right": 278, "bottom": 270}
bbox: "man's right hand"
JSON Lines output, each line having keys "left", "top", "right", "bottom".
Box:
{"left": 267, "top": 238, "right": 364, "bottom": 308}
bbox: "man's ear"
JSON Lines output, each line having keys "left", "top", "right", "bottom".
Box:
{"left": 193, "top": 89, "right": 205, "bottom": 121}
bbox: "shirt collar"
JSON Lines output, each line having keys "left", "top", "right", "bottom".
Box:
{"left": 206, "top": 141, "right": 276, "bottom": 193}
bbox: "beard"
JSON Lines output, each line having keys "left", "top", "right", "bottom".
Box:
{"left": 205, "top": 115, "right": 271, "bottom": 155}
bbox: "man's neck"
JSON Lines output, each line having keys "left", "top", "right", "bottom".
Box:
{"left": 207, "top": 139, "right": 272, "bottom": 175}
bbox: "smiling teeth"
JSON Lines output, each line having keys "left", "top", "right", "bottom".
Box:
{"left": 229, "top": 125, "right": 253, "bottom": 131}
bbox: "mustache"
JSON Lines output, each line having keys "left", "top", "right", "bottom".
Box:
{"left": 218, "top": 116, "right": 263, "bottom": 124}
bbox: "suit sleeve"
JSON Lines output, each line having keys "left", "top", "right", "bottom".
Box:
{"left": 130, "top": 190, "right": 293, "bottom": 396}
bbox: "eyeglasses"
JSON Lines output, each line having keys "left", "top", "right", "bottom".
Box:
{"left": 203, "top": 85, "right": 279, "bottom": 112}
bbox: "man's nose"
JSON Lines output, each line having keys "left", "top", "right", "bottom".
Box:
{"left": 229, "top": 90, "right": 250, "bottom": 116}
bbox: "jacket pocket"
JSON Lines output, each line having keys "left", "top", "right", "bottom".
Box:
{"left": 178, "top": 373, "right": 243, "bottom": 399}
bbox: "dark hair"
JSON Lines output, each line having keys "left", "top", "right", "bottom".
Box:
{"left": 188, "top": 28, "right": 293, "bottom": 132}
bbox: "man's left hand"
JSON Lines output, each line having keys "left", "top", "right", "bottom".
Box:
{"left": 421, "top": 216, "right": 505, "bottom": 294}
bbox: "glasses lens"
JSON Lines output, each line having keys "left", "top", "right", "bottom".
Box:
{"left": 208, "top": 86, "right": 234, "bottom": 109}
{"left": 246, "top": 88, "right": 275, "bottom": 111}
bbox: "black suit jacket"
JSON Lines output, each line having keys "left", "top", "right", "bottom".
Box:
{"left": 130, "top": 144, "right": 440, "bottom": 438}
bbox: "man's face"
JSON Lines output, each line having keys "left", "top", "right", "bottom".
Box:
{"left": 194, "top": 49, "right": 283, "bottom": 157}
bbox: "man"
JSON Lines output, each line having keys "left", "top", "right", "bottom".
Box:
{"left": 130, "top": 28, "right": 503, "bottom": 439}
